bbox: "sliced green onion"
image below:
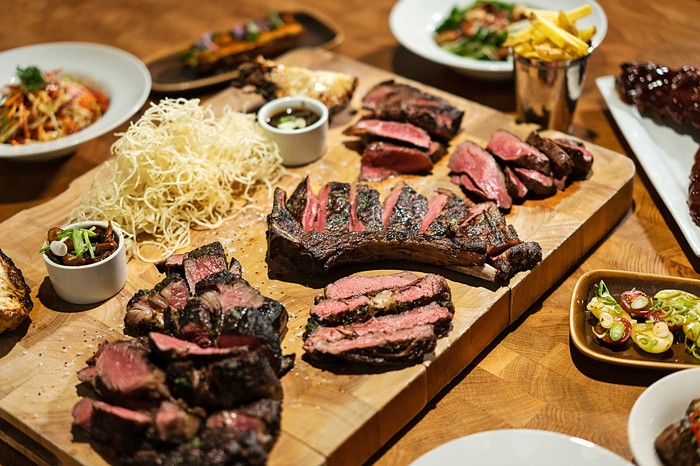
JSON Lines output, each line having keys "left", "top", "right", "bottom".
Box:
{"left": 609, "top": 322, "right": 626, "bottom": 341}
{"left": 599, "top": 312, "right": 614, "bottom": 329}
{"left": 635, "top": 334, "right": 655, "bottom": 352}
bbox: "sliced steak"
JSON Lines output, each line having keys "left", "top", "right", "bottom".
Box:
{"left": 305, "top": 301, "right": 454, "bottom": 348}
{"left": 303, "top": 323, "right": 437, "bottom": 365}
{"left": 85, "top": 340, "right": 170, "bottom": 404}
{"left": 359, "top": 141, "right": 433, "bottom": 181}
{"left": 383, "top": 184, "right": 429, "bottom": 233}
{"left": 487, "top": 129, "right": 551, "bottom": 174}
{"left": 73, "top": 398, "right": 152, "bottom": 450}
{"left": 421, "top": 190, "right": 472, "bottom": 236}
{"left": 526, "top": 131, "right": 574, "bottom": 189}
{"left": 361, "top": 80, "right": 464, "bottom": 141}
{"left": 513, "top": 167, "right": 557, "bottom": 197}
{"left": 310, "top": 273, "right": 451, "bottom": 325}
{"left": 503, "top": 165, "right": 529, "bottom": 201}
{"left": 552, "top": 138, "right": 594, "bottom": 179}
{"left": 322, "top": 271, "right": 420, "bottom": 300}
{"left": 267, "top": 182, "right": 542, "bottom": 284}
{"left": 455, "top": 202, "right": 522, "bottom": 257}
{"left": 182, "top": 242, "right": 228, "bottom": 291}
{"left": 315, "top": 182, "right": 351, "bottom": 232}
{"left": 350, "top": 183, "right": 383, "bottom": 232}
{"left": 345, "top": 118, "right": 432, "bottom": 149}
{"left": 154, "top": 400, "right": 201, "bottom": 444}
{"left": 285, "top": 175, "right": 318, "bottom": 230}
{"left": 449, "top": 141, "right": 512, "bottom": 210}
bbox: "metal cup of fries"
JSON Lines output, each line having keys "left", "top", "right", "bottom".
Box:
{"left": 505, "top": 5, "right": 597, "bottom": 132}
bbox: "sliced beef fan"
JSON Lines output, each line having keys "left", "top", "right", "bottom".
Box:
{"left": 81, "top": 243, "right": 289, "bottom": 464}
{"left": 303, "top": 272, "right": 455, "bottom": 366}
{"left": 344, "top": 118, "right": 432, "bottom": 149}
{"left": 267, "top": 178, "right": 541, "bottom": 284}
{"left": 359, "top": 141, "right": 434, "bottom": 181}
{"left": 448, "top": 129, "right": 594, "bottom": 209}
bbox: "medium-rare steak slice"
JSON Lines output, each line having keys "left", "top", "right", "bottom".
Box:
{"left": 361, "top": 80, "right": 464, "bottom": 141}
{"left": 448, "top": 141, "right": 512, "bottom": 210}
{"left": 153, "top": 400, "right": 201, "bottom": 444}
{"left": 503, "top": 165, "right": 529, "bottom": 201}
{"left": 526, "top": 131, "right": 574, "bottom": 189}
{"left": 182, "top": 242, "right": 228, "bottom": 291}
{"left": 351, "top": 183, "right": 383, "bottom": 232}
{"left": 513, "top": 167, "right": 557, "bottom": 197}
{"left": 286, "top": 175, "right": 318, "bottom": 230}
{"left": 310, "top": 273, "right": 452, "bottom": 326}
{"left": 383, "top": 184, "right": 429, "bottom": 233}
{"left": 345, "top": 118, "right": 432, "bottom": 149}
{"left": 322, "top": 271, "right": 420, "bottom": 300}
{"left": 73, "top": 398, "right": 153, "bottom": 451}
{"left": 359, "top": 141, "right": 434, "bottom": 181}
{"left": 125, "top": 274, "right": 189, "bottom": 337}
{"left": 267, "top": 183, "right": 542, "bottom": 284}
{"left": 0, "top": 248, "right": 32, "bottom": 334}
{"left": 486, "top": 129, "right": 551, "bottom": 175}
{"left": 305, "top": 301, "right": 453, "bottom": 345}
{"left": 303, "top": 323, "right": 437, "bottom": 365}
{"left": 420, "top": 189, "right": 471, "bottom": 235}
{"left": 552, "top": 138, "right": 594, "bottom": 179}
{"left": 315, "top": 181, "right": 351, "bottom": 232}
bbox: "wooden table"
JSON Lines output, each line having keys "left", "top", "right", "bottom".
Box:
{"left": 0, "top": 1, "right": 699, "bottom": 464}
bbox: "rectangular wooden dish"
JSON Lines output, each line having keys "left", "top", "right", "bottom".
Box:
{"left": 0, "top": 48, "right": 635, "bottom": 465}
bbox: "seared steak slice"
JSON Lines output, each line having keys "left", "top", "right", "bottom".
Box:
{"left": 166, "top": 348, "right": 282, "bottom": 409}
{"left": 449, "top": 141, "right": 512, "bottom": 210}
{"left": 177, "top": 298, "right": 219, "bottom": 348}
{"left": 487, "top": 129, "right": 551, "bottom": 175}
{"left": 513, "top": 167, "right": 557, "bottom": 197}
{"left": 526, "top": 131, "right": 574, "bottom": 189}
{"left": 305, "top": 301, "right": 453, "bottom": 346}
{"left": 552, "top": 138, "right": 594, "bottom": 179}
{"left": 154, "top": 400, "right": 201, "bottom": 444}
{"left": 420, "top": 190, "right": 471, "bottom": 235}
{"left": 0, "top": 248, "right": 32, "bottom": 334}
{"left": 361, "top": 80, "right": 464, "bottom": 141}
{"left": 315, "top": 182, "right": 351, "bottom": 232}
{"left": 80, "top": 340, "right": 170, "bottom": 405}
{"left": 195, "top": 270, "right": 265, "bottom": 311}
{"left": 125, "top": 275, "right": 189, "bottom": 337}
{"left": 182, "top": 242, "right": 228, "bottom": 291}
{"left": 149, "top": 332, "right": 245, "bottom": 360}
{"left": 310, "top": 273, "right": 451, "bottom": 326}
{"left": 303, "top": 323, "right": 437, "bottom": 365}
{"left": 73, "top": 398, "right": 152, "bottom": 451}
{"left": 286, "top": 175, "right": 318, "bottom": 230}
{"left": 155, "top": 253, "right": 185, "bottom": 276}
{"left": 383, "top": 184, "right": 429, "bottom": 233}
{"left": 455, "top": 202, "right": 521, "bottom": 257}
{"left": 503, "top": 165, "right": 529, "bottom": 201}
{"left": 359, "top": 141, "right": 433, "bottom": 181}
{"left": 322, "top": 271, "right": 420, "bottom": 300}
{"left": 345, "top": 118, "right": 432, "bottom": 149}
{"left": 350, "top": 183, "right": 383, "bottom": 232}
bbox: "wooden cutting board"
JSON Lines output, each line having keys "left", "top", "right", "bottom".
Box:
{"left": 0, "top": 48, "right": 634, "bottom": 466}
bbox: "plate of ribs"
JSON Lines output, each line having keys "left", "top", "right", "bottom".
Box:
{"left": 596, "top": 63, "right": 700, "bottom": 256}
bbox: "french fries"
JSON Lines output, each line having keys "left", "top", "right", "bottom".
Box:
{"left": 504, "top": 4, "right": 597, "bottom": 61}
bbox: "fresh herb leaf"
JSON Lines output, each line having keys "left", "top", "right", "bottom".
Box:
{"left": 17, "top": 66, "right": 48, "bottom": 92}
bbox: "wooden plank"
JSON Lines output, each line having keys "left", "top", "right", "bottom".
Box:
{"left": 0, "top": 48, "right": 635, "bottom": 465}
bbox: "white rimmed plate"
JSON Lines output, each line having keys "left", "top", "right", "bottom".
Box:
{"left": 628, "top": 367, "right": 700, "bottom": 466}
{"left": 596, "top": 75, "right": 700, "bottom": 256}
{"left": 0, "top": 42, "right": 151, "bottom": 161}
{"left": 410, "top": 429, "right": 631, "bottom": 465}
{"left": 390, "top": 0, "right": 607, "bottom": 80}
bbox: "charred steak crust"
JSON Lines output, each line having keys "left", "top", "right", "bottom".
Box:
{"left": 267, "top": 181, "right": 542, "bottom": 284}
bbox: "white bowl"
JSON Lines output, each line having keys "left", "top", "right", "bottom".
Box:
{"left": 257, "top": 96, "right": 329, "bottom": 167}
{"left": 411, "top": 429, "right": 631, "bottom": 465}
{"left": 0, "top": 42, "right": 151, "bottom": 161}
{"left": 628, "top": 367, "right": 700, "bottom": 466}
{"left": 42, "top": 221, "right": 127, "bottom": 305}
{"left": 390, "top": 0, "right": 608, "bottom": 80}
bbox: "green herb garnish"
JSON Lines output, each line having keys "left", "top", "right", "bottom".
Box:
{"left": 17, "top": 66, "right": 48, "bottom": 93}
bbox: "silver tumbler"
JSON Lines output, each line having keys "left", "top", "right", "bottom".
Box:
{"left": 513, "top": 52, "right": 590, "bottom": 133}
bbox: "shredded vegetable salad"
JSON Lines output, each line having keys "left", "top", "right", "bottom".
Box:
{"left": 0, "top": 66, "right": 109, "bottom": 145}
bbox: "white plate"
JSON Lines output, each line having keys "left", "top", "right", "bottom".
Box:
{"left": 628, "top": 367, "right": 700, "bottom": 466}
{"left": 0, "top": 42, "right": 151, "bottom": 161}
{"left": 596, "top": 75, "right": 700, "bottom": 256}
{"left": 389, "top": 0, "right": 607, "bottom": 80}
{"left": 410, "top": 429, "right": 632, "bottom": 465}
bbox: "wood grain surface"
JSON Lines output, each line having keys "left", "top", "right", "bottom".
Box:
{"left": 0, "top": 1, "right": 699, "bottom": 465}
{"left": 0, "top": 47, "right": 634, "bottom": 465}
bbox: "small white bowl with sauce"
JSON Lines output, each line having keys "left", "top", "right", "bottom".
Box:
{"left": 41, "top": 220, "right": 127, "bottom": 305}
{"left": 257, "top": 96, "right": 329, "bottom": 167}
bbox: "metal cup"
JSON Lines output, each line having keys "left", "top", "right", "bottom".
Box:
{"left": 513, "top": 52, "right": 590, "bottom": 133}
